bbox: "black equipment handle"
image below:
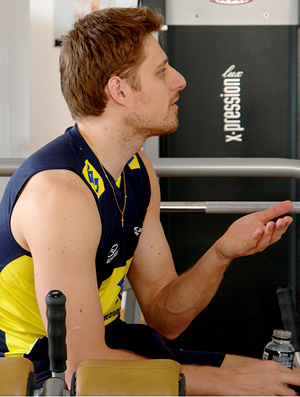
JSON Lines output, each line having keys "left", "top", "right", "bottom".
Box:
{"left": 276, "top": 286, "right": 300, "bottom": 351}
{"left": 46, "top": 290, "right": 67, "bottom": 373}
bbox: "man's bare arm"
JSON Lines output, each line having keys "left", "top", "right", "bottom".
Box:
{"left": 130, "top": 152, "right": 293, "bottom": 339}
{"left": 11, "top": 169, "right": 144, "bottom": 385}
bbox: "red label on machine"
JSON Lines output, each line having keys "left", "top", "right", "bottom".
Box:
{"left": 211, "top": 0, "right": 253, "bottom": 4}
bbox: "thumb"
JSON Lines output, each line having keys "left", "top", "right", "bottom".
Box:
{"left": 258, "top": 200, "right": 293, "bottom": 223}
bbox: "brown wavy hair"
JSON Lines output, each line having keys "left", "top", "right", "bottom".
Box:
{"left": 59, "top": 7, "right": 164, "bottom": 120}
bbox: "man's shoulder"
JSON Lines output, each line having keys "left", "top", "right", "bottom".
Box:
{"left": 11, "top": 127, "right": 85, "bottom": 192}
{"left": 23, "top": 169, "right": 92, "bottom": 203}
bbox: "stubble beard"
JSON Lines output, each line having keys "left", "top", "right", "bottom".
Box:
{"left": 123, "top": 110, "right": 179, "bottom": 140}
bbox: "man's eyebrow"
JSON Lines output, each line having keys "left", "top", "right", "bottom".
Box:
{"left": 155, "top": 58, "right": 168, "bottom": 70}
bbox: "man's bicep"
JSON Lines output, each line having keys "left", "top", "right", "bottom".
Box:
{"left": 15, "top": 170, "right": 107, "bottom": 360}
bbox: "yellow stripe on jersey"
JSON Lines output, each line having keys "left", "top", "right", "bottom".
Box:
{"left": 0, "top": 255, "right": 46, "bottom": 357}
{"left": 82, "top": 160, "right": 105, "bottom": 198}
{"left": 127, "top": 155, "right": 140, "bottom": 170}
{"left": 99, "top": 258, "right": 132, "bottom": 326}
{"left": 116, "top": 175, "right": 122, "bottom": 188}
{"left": 115, "top": 155, "right": 140, "bottom": 187}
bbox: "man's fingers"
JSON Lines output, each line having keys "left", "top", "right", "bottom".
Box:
{"left": 283, "top": 372, "right": 300, "bottom": 390}
{"left": 253, "top": 216, "right": 292, "bottom": 251}
{"left": 268, "top": 217, "right": 293, "bottom": 245}
{"left": 265, "top": 221, "right": 276, "bottom": 233}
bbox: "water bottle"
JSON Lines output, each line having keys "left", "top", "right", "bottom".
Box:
{"left": 262, "top": 329, "right": 295, "bottom": 369}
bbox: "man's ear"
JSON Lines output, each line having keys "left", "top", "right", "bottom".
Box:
{"left": 106, "top": 76, "right": 127, "bottom": 105}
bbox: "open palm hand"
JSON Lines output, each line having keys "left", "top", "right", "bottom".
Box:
{"left": 215, "top": 200, "right": 293, "bottom": 260}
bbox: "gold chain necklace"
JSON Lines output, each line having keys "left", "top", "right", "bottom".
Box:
{"left": 78, "top": 127, "right": 127, "bottom": 227}
{"left": 99, "top": 162, "right": 127, "bottom": 228}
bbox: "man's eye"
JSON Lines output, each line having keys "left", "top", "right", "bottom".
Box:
{"left": 160, "top": 68, "right": 167, "bottom": 74}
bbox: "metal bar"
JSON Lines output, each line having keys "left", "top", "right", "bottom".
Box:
{"left": 161, "top": 201, "right": 207, "bottom": 212}
{"left": 153, "top": 157, "right": 300, "bottom": 179}
{"left": 0, "top": 158, "right": 25, "bottom": 176}
{"left": 3, "top": 157, "right": 300, "bottom": 179}
{"left": 2, "top": 159, "right": 300, "bottom": 214}
{"left": 160, "top": 201, "right": 300, "bottom": 213}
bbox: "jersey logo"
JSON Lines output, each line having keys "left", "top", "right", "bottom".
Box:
{"left": 134, "top": 227, "right": 142, "bottom": 237}
{"left": 106, "top": 244, "right": 119, "bottom": 264}
{"left": 82, "top": 160, "right": 105, "bottom": 198}
{"left": 116, "top": 276, "right": 125, "bottom": 303}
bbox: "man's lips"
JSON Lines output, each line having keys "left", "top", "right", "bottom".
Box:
{"left": 171, "top": 95, "right": 180, "bottom": 109}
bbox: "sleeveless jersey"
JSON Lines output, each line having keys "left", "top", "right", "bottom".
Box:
{"left": 0, "top": 124, "right": 151, "bottom": 358}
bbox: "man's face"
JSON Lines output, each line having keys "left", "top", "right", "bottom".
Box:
{"left": 124, "top": 34, "right": 186, "bottom": 137}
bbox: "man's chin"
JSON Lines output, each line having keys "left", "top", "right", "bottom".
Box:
{"left": 149, "top": 122, "right": 179, "bottom": 137}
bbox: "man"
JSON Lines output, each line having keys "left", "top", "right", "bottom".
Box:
{"left": 0, "top": 6, "right": 299, "bottom": 395}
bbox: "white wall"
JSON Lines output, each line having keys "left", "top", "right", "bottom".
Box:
{"left": 0, "top": 0, "right": 31, "bottom": 195}
{"left": 0, "top": 0, "right": 30, "bottom": 158}
{"left": 30, "top": 0, "right": 73, "bottom": 153}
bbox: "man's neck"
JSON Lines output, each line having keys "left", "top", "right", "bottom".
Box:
{"left": 76, "top": 117, "right": 145, "bottom": 181}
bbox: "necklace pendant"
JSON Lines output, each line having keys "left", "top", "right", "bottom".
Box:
{"left": 99, "top": 162, "right": 127, "bottom": 228}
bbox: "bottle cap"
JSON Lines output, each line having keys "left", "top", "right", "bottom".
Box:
{"left": 273, "top": 329, "right": 292, "bottom": 340}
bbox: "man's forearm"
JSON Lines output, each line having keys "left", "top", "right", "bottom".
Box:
{"left": 146, "top": 242, "right": 231, "bottom": 339}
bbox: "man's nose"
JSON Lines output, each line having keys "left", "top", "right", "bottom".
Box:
{"left": 172, "top": 67, "right": 187, "bottom": 92}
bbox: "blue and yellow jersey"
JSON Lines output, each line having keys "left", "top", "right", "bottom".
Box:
{"left": 0, "top": 124, "right": 151, "bottom": 358}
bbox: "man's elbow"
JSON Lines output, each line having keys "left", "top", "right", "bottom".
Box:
{"left": 163, "top": 331, "right": 182, "bottom": 341}
{"left": 147, "top": 318, "right": 187, "bottom": 341}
